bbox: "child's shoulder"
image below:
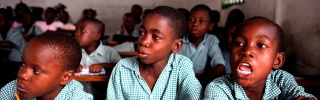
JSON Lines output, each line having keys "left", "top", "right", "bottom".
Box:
{"left": 56, "top": 80, "right": 93, "bottom": 99}
{"left": 171, "top": 54, "right": 193, "bottom": 66}
{"left": 0, "top": 80, "right": 17, "bottom": 99}
{"left": 205, "top": 34, "right": 220, "bottom": 44}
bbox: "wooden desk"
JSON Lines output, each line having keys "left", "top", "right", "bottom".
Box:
{"left": 295, "top": 75, "right": 320, "bottom": 86}
{"left": 118, "top": 51, "right": 138, "bottom": 58}
{"left": 74, "top": 75, "right": 110, "bottom": 82}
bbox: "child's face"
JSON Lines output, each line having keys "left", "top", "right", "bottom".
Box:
{"left": 44, "top": 9, "right": 55, "bottom": 20}
{"left": 137, "top": 14, "right": 181, "bottom": 65}
{"left": 17, "top": 41, "right": 66, "bottom": 99}
{"left": 188, "top": 9, "right": 212, "bottom": 39}
{"left": 124, "top": 16, "right": 136, "bottom": 30}
{"left": 0, "top": 14, "right": 6, "bottom": 29}
{"left": 230, "top": 21, "right": 284, "bottom": 88}
{"left": 75, "top": 21, "right": 99, "bottom": 48}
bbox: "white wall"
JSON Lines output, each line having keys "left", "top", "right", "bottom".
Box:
{"left": 2, "top": 0, "right": 320, "bottom": 75}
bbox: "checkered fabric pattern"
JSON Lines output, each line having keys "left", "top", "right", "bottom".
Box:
{"left": 0, "top": 79, "right": 93, "bottom": 100}
{"left": 204, "top": 70, "right": 317, "bottom": 100}
{"left": 107, "top": 53, "right": 202, "bottom": 100}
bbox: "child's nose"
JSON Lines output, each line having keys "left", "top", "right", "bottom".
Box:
{"left": 17, "top": 66, "right": 30, "bottom": 81}
{"left": 241, "top": 46, "right": 255, "bottom": 58}
{"left": 139, "top": 34, "right": 151, "bottom": 47}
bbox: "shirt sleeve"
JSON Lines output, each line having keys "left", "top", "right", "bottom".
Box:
{"left": 106, "top": 61, "right": 125, "bottom": 100}
{"left": 208, "top": 35, "right": 226, "bottom": 68}
{"left": 203, "top": 77, "right": 231, "bottom": 100}
{"left": 6, "top": 28, "right": 26, "bottom": 51}
{"left": 108, "top": 47, "right": 122, "bottom": 63}
{"left": 177, "top": 57, "right": 202, "bottom": 100}
{"left": 34, "top": 25, "right": 43, "bottom": 35}
{"left": 275, "top": 70, "right": 316, "bottom": 99}
{"left": 0, "top": 80, "right": 17, "bottom": 100}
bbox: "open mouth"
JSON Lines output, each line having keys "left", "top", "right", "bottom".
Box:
{"left": 237, "top": 62, "right": 252, "bottom": 75}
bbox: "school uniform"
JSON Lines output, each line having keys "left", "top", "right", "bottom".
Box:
{"left": 203, "top": 70, "right": 316, "bottom": 100}
{"left": 0, "top": 79, "right": 93, "bottom": 100}
{"left": 116, "top": 30, "right": 140, "bottom": 38}
{"left": 178, "top": 34, "right": 226, "bottom": 76}
{"left": 35, "top": 21, "right": 64, "bottom": 32}
{"left": 107, "top": 54, "right": 202, "bottom": 100}
{"left": 80, "top": 41, "right": 121, "bottom": 98}
{"left": 0, "top": 28, "right": 26, "bottom": 62}
{"left": 15, "top": 24, "right": 43, "bottom": 41}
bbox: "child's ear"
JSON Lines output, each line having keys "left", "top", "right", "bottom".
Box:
{"left": 171, "top": 39, "right": 183, "bottom": 54}
{"left": 94, "top": 32, "right": 101, "bottom": 40}
{"left": 208, "top": 23, "right": 214, "bottom": 31}
{"left": 60, "top": 70, "right": 74, "bottom": 85}
{"left": 273, "top": 52, "right": 286, "bottom": 69}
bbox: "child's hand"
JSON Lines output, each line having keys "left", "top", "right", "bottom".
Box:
{"left": 120, "top": 23, "right": 126, "bottom": 35}
{"left": 89, "top": 64, "right": 104, "bottom": 73}
{"left": 76, "top": 65, "right": 84, "bottom": 72}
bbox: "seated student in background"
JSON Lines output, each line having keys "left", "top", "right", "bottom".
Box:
{"left": 107, "top": 6, "right": 202, "bottom": 100}
{"left": 75, "top": 18, "right": 121, "bottom": 99}
{"left": 0, "top": 32, "right": 93, "bottom": 99}
{"left": 131, "top": 4, "right": 143, "bottom": 31}
{"left": 178, "top": 4, "right": 226, "bottom": 87}
{"left": 204, "top": 16, "right": 316, "bottom": 100}
{"left": 0, "top": 8, "right": 26, "bottom": 63}
{"left": 17, "top": 10, "right": 42, "bottom": 42}
{"left": 58, "top": 10, "right": 76, "bottom": 31}
{"left": 113, "top": 12, "right": 140, "bottom": 44}
{"left": 35, "top": 7, "right": 64, "bottom": 32}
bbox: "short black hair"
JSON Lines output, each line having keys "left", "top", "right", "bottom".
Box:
{"left": 30, "top": 32, "right": 82, "bottom": 71}
{"left": 124, "top": 12, "right": 136, "bottom": 21}
{"left": 210, "top": 10, "right": 220, "bottom": 23}
{"left": 78, "top": 18, "right": 105, "bottom": 40}
{"left": 132, "top": 4, "right": 143, "bottom": 14}
{"left": 225, "top": 9, "right": 245, "bottom": 28}
{"left": 234, "top": 16, "right": 284, "bottom": 52}
{"left": 148, "top": 6, "right": 187, "bottom": 40}
{"left": 190, "top": 4, "right": 212, "bottom": 22}
{"left": 0, "top": 7, "right": 13, "bottom": 21}
{"left": 83, "top": 8, "right": 97, "bottom": 16}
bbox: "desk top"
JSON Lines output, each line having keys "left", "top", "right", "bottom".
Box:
{"left": 74, "top": 75, "right": 110, "bottom": 82}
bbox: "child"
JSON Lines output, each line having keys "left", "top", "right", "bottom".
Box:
{"left": 117, "top": 12, "right": 140, "bottom": 38}
{"left": 107, "top": 6, "right": 202, "bottom": 100}
{"left": 0, "top": 32, "right": 93, "bottom": 99}
{"left": 204, "top": 16, "right": 316, "bottom": 99}
{"left": 75, "top": 18, "right": 121, "bottom": 98}
{"left": 35, "top": 7, "right": 64, "bottom": 32}
{"left": 18, "top": 10, "right": 43, "bottom": 41}
{"left": 178, "top": 4, "right": 226, "bottom": 86}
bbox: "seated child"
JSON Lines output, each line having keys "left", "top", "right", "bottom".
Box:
{"left": 107, "top": 6, "right": 202, "bottom": 100}
{"left": 74, "top": 18, "right": 121, "bottom": 98}
{"left": 113, "top": 13, "right": 140, "bottom": 44}
{"left": 35, "top": 7, "right": 64, "bottom": 32}
{"left": 0, "top": 32, "right": 93, "bottom": 99}
{"left": 178, "top": 4, "right": 226, "bottom": 86}
{"left": 204, "top": 16, "right": 316, "bottom": 99}
{"left": 0, "top": 8, "right": 26, "bottom": 62}
{"left": 17, "top": 10, "right": 43, "bottom": 41}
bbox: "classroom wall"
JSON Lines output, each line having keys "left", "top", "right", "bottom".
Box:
{"left": 1, "top": 0, "right": 320, "bottom": 75}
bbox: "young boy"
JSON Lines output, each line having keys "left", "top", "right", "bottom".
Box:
{"left": 75, "top": 18, "right": 121, "bottom": 98}
{"left": 178, "top": 4, "right": 226, "bottom": 86}
{"left": 107, "top": 6, "right": 202, "bottom": 100}
{"left": 35, "top": 7, "right": 64, "bottom": 32}
{"left": 204, "top": 16, "right": 316, "bottom": 99}
{"left": 0, "top": 32, "right": 93, "bottom": 99}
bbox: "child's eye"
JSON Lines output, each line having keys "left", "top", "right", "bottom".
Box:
{"left": 22, "top": 63, "right": 26, "bottom": 67}
{"left": 234, "top": 42, "right": 244, "bottom": 46}
{"left": 139, "top": 31, "right": 145, "bottom": 35}
{"left": 152, "top": 35, "right": 161, "bottom": 40}
{"left": 257, "top": 43, "right": 267, "bottom": 48}
{"left": 81, "top": 29, "right": 86, "bottom": 33}
{"left": 33, "top": 68, "right": 42, "bottom": 74}
{"left": 189, "top": 18, "right": 195, "bottom": 23}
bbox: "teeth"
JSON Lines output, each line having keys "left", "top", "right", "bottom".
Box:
{"left": 241, "top": 63, "right": 250, "bottom": 66}
{"left": 238, "top": 69, "right": 252, "bottom": 75}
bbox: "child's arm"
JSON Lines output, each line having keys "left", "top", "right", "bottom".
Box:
{"left": 177, "top": 58, "right": 202, "bottom": 100}
{"left": 295, "top": 96, "right": 316, "bottom": 100}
